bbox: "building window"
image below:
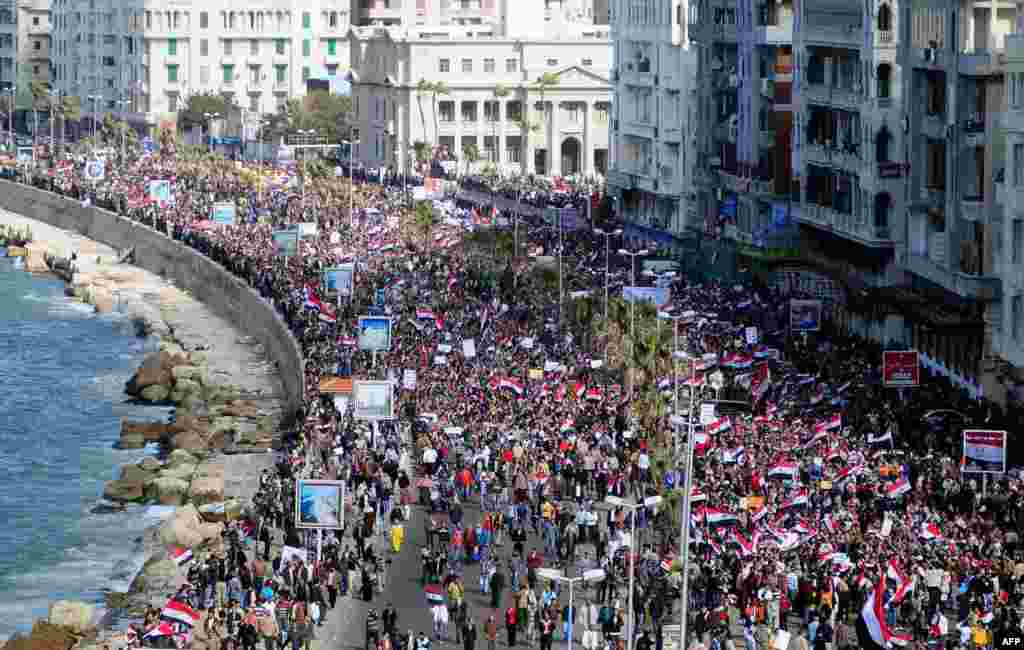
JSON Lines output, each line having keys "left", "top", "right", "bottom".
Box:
{"left": 33, "top": 40, "right": 40, "bottom": 50}
{"left": 33, "top": 65, "right": 39, "bottom": 74}
{"left": 877, "top": 63, "right": 891, "bottom": 99}
{"left": 875, "top": 127, "right": 891, "bottom": 163}
{"left": 877, "top": 3, "right": 891, "bottom": 31}
{"left": 200, "top": 11, "right": 208, "bottom": 28}
{"left": 1014, "top": 218, "right": 1023, "bottom": 265}
{"left": 582, "top": 58, "right": 593, "bottom": 66}
{"left": 302, "top": 39, "right": 310, "bottom": 57}
{"left": 32, "top": 15, "right": 39, "bottom": 25}
{"left": 223, "top": 64, "right": 234, "bottom": 83}
{"left": 484, "top": 58, "right": 495, "bottom": 73}
{"left": 327, "top": 64, "right": 338, "bottom": 76}
{"left": 276, "top": 39, "right": 286, "bottom": 55}
{"left": 1015, "top": 144, "right": 1024, "bottom": 186}
{"left": 168, "top": 37, "right": 176, "bottom": 55}
{"left": 275, "top": 64, "right": 286, "bottom": 83}
{"left": 461, "top": 101, "right": 477, "bottom": 122}
{"left": 874, "top": 193, "right": 891, "bottom": 228}
{"left": 167, "top": 63, "right": 178, "bottom": 82}
{"left": 546, "top": 58, "right": 558, "bottom": 66}
{"left": 462, "top": 58, "right": 472, "bottom": 73}
{"left": 224, "top": 39, "right": 232, "bottom": 56}
{"left": 439, "top": 101, "right": 454, "bottom": 122}
{"left": 200, "top": 39, "right": 208, "bottom": 56}
{"left": 506, "top": 58, "right": 517, "bottom": 73}
{"left": 102, "top": 55, "right": 115, "bottom": 66}
{"left": 302, "top": 66, "right": 310, "bottom": 81}
{"left": 249, "top": 93, "right": 259, "bottom": 112}
{"left": 1015, "top": 295, "right": 1024, "bottom": 341}
{"left": 328, "top": 39, "right": 336, "bottom": 56}
{"left": 200, "top": 65, "right": 209, "bottom": 83}
{"left": 439, "top": 58, "right": 450, "bottom": 73}
{"left": 250, "top": 39, "right": 258, "bottom": 55}
{"left": 302, "top": 11, "right": 311, "bottom": 28}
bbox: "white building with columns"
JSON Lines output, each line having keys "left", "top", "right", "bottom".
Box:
{"left": 347, "top": 5, "right": 612, "bottom": 177}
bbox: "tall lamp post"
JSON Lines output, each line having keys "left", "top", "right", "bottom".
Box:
{"left": 116, "top": 98, "right": 130, "bottom": 162}
{"left": 295, "top": 128, "right": 317, "bottom": 211}
{"left": 593, "top": 227, "right": 622, "bottom": 360}
{"left": 342, "top": 136, "right": 360, "bottom": 227}
{"left": 536, "top": 567, "right": 607, "bottom": 650}
{"left": 6, "top": 84, "right": 15, "bottom": 151}
{"left": 88, "top": 94, "right": 102, "bottom": 145}
{"left": 47, "top": 89, "right": 58, "bottom": 160}
{"left": 676, "top": 370, "right": 699, "bottom": 650}
{"left": 617, "top": 247, "right": 649, "bottom": 391}
{"left": 606, "top": 495, "right": 663, "bottom": 650}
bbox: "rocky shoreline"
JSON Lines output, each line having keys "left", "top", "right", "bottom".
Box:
{"left": 0, "top": 211, "right": 284, "bottom": 650}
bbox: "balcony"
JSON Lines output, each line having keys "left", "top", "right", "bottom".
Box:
{"left": 960, "top": 195, "right": 985, "bottom": 221}
{"left": 877, "top": 30, "right": 893, "bottom": 45}
{"left": 710, "top": 22, "right": 738, "bottom": 41}
{"left": 621, "top": 66, "right": 654, "bottom": 87}
{"left": 963, "top": 114, "right": 986, "bottom": 134}
{"left": 921, "top": 112, "right": 946, "bottom": 139}
{"left": 922, "top": 186, "right": 945, "bottom": 210}
{"left": 795, "top": 204, "right": 895, "bottom": 247}
{"left": 905, "top": 252, "right": 1002, "bottom": 300}
{"left": 803, "top": 142, "right": 861, "bottom": 170}
{"left": 753, "top": 17, "right": 793, "bottom": 44}
{"left": 804, "top": 25, "right": 861, "bottom": 46}
{"left": 274, "top": 79, "right": 289, "bottom": 90}
{"left": 802, "top": 83, "right": 863, "bottom": 110}
{"left": 959, "top": 50, "right": 1004, "bottom": 75}
{"left": 661, "top": 125, "right": 682, "bottom": 142}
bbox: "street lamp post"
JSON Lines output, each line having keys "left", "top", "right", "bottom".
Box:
{"left": 617, "top": 247, "right": 649, "bottom": 392}
{"left": 7, "top": 85, "right": 15, "bottom": 151}
{"left": 536, "top": 567, "right": 607, "bottom": 650}
{"left": 295, "top": 128, "right": 317, "bottom": 210}
{"left": 676, "top": 378, "right": 699, "bottom": 650}
{"left": 88, "top": 94, "right": 102, "bottom": 145}
{"left": 605, "top": 495, "right": 663, "bottom": 650}
{"left": 593, "top": 227, "right": 622, "bottom": 360}
{"left": 116, "top": 98, "right": 130, "bottom": 162}
{"left": 47, "top": 89, "right": 58, "bottom": 161}
{"left": 343, "top": 137, "right": 360, "bottom": 227}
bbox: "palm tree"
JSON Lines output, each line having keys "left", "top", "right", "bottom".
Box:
{"left": 492, "top": 83, "right": 511, "bottom": 169}
{"left": 415, "top": 79, "right": 432, "bottom": 143}
{"left": 430, "top": 81, "right": 450, "bottom": 150}
{"left": 531, "top": 72, "right": 560, "bottom": 174}
{"left": 414, "top": 200, "right": 435, "bottom": 250}
{"left": 514, "top": 117, "right": 541, "bottom": 176}
{"left": 462, "top": 141, "right": 480, "bottom": 176}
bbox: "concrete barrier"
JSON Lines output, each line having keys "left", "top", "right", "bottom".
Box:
{"left": 0, "top": 180, "right": 304, "bottom": 418}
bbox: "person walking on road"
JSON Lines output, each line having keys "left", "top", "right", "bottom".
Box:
{"left": 490, "top": 568, "right": 506, "bottom": 609}
{"left": 484, "top": 616, "right": 498, "bottom": 650}
{"left": 462, "top": 618, "right": 478, "bottom": 650}
{"left": 505, "top": 605, "right": 518, "bottom": 647}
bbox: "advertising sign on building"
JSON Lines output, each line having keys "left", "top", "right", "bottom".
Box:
{"left": 789, "top": 299, "right": 822, "bottom": 332}
{"left": 882, "top": 350, "right": 921, "bottom": 387}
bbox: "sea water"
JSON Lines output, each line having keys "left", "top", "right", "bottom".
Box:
{"left": 0, "top": 255, "right": 175, "bottom": 637}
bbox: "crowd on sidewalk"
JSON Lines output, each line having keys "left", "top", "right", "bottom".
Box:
{"left": 13, "top": 147, "right": 1024, "bottom": 650}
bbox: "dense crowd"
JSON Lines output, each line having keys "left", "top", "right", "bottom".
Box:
{"left": 12, "top": 145, "right": 1024, "bottom": 650}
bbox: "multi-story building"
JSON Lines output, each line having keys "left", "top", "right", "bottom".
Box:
{"left": 17, "top": 0, "right": 49, "bottom": 86}
{"left": 348, "top": 0, "right": 612, "bottom": 177}
{"left": 604, "top": 0, "right": 697, "bottom": 244}
{"left": 351, "top": 0, "right": 609, "bottom": 29}
{"left": 50, "top": 0, "right": 352, "bottom": 127}
{"left": 678, "top": 0, "right": 1024, "bottom": 403}
{"left": 0, "top": 0, "right": 15, "bottom": 88}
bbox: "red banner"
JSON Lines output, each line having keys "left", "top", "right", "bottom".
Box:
{"left": 883, "top": 350, "right": 920, "bottom": 387}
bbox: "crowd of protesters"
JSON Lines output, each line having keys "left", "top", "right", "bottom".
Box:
{"left": 10, "top": 142, "right": 1024, "bottom": 650}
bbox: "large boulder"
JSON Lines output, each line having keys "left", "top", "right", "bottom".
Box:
{"left": 157, "top": 504, "right": 203, "bottom": 548}
{"left": 188, "top": 476, "right": 225, "bottom": 506}
{"left": 160, "top": 463, "right": 196, "bottom": 481}
{"left": 198, "top": 499, "right": 243, "bottom": 523}
{"left": 172, "top": 365, "right": 207, "bottom": 386}
{"left": 150, "top": 477, "right": 189, "bottom": 505}
{"left": 47, "top": 601, "right": 96, "bottom": 633}
{"left": 91, "top": 287, "right": 115, "bottom": 314}
{"left": 168, "top": 414, "right": 209, "bottom": 436}
{"left": 170, "top": 431, "right": 210, "bottom": 452}
{"left": 121, "top": 420, "right": 169, "bottom": 442}
{"left": 173, "top": 377, "right": 202, "bottom": 396}
{"left": 103, "top": 479, "right": 144, "bottom": 502}
{"left": 116, "top": 433, "right": 146, "bottom": 450}
{"left": 139, "top": 456, "right": 162, "bottom": 472}
{"left": 128, "top": 556, "right": 179, "bottom": 595}
{"left": 124, "top": 352, "right": 173, "bottom": 396}
{"left": 139, "top": 384, "right": 170, "bottom": 403}
{"left": 222, "top": 401, "right": 260, "bottom": 418}
{"left": 119, "top": 463, "right": 155, "bottom": 483}
{"left": 166, "top": 449, "right": 197, "bottom": 468}
{"left": 195, "top": 521, "right": 225, "bottom": 542}
{"left": 194, "top": 462, "right": 224, "bottom": 479}
{"left": 188, "top": 351, "right": 209, "bottom": 366}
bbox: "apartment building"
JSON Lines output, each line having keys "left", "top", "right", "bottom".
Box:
{"left": 604, "top": 0, "right": 698, "bottom": 242}
{"left": 351, "top": 0, "right": 609, "bottom": 29}
{"left": 348, "top": 0, "right": 612, "bottom": 176}
{"left": 50, "top": 0, "right": 351, "bottom": 126}
{"left": 678, "top": 0, "right": 1024, "bottom": 403}
{"left": 0, "top": 0, "right": 16, "bottom": 88}
{"left": 17, "top": 0, "right": 49, "bottom": 85}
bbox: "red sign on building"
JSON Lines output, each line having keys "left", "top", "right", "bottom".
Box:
{"left": 882, "top": 350, "right": 920, "bottom": 387}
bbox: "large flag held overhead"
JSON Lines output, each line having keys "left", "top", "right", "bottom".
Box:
{"left": 161, "top": 599, "right": 201, "bottom": 627}
{"left": 857, "top": 576, "right": 912, "bottom": 649}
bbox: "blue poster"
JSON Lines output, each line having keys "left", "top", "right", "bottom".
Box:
{"left": 272, "top": 229, "right": 300, "bottom": 257}
{"left": 324, "top": 264, "right": 354, "bottom": 295}
{"left": 622, "top": 286, "right": 672, "bottom": 306}
{"left": 772, "top": 203, "right": 789, "bottom": 227}
{"left": 211, "top": 202, "right": 237, "bottom": 225}
{"left": 358, "top": 316, "right": 392, "bottom": 351}
{"left": 375, "top": 288, "right": 386, "bottom": 307}
{"left": 148, "top": 179, "right": 173, "bottom": 205}
{"left": 142, "top": 138, "right": 155, "bottom": 154}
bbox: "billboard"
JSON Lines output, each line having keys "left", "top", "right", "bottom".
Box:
{"left": 295, "top": 479, "right": 345, "bottom": 530}
{"left": 882, "top": 350, "right": 920, "bottom": 387}
{"left": 272, "top": 229, "right": 300, "bottom": 257}
{"left": 789, "top": 299, "right": 822, "bottom": 332}
{"left": 324, "top": 264, "right": 354, "bottom": 296}
{"left": 622, "top": 286, "right": 671, "bottom": 307}
{"left": 148, "top": 180, "right": 173, "bottom": 205}
{"left": 358, "top": 315, "right": 392, "bottom": 351}
{"left": 211, "top": 202, "right": 236, "bottom": 225}
{"left": 962, "top": 430, "right": 1007, "bottom": 475}
{"left": 353, "top": 380, "right": 396, "bottom": 421}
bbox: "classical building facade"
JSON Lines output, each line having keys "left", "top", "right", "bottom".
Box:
{"left": 348, "top": 18, "right": 612, "bottom": 177}
{"left": 50, "top": 0, "right": 351, "bottom": 125}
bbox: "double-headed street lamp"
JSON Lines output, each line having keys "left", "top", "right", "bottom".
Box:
{"left": 535, "top": 567, "right": 607, "bottom": 650}
{"left": 605, "top": 495, "right": 662, "bottom": 650}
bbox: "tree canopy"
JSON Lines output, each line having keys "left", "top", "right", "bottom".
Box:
{"left": 269, "top": 91, "right": 352, "bottom": 143}
{"left": 178, "top": 92, "right": 232, "bottom": 130}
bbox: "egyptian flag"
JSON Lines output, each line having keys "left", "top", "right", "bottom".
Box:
{"left": 161, "top": 600, "right": 201, "bottom": 628}
{"left": 319, "top": 303, "right": 338, "bottom": 325}
{"left": 416, "top": 308, "right": 435, "bottom": 320}
{"left": 560, "top": 418, "right": 575, "bottom": 432}
{"left": 144, "top": 623, "right": 176, "bottom": 639}
{"left": 780, "top": 489, "right": 809, "bottom": 510}
{"left": 731, "top": 530, "right": 755, "bottom": 557}
{"left": 857, "top": 577, "right": 912, "bottom": 650}
{"left": 496, "top": 377, "right": 524, "bottom": 395}
{"left": 919, "top": 522, "right": 943, "bottom": 541}
{"left": 554, "top": 384, "right": 567, "bottom": 403}
{"left": 304, "top": 286, "right": 323, "bottom": 312}
{"left": 886, "top": 559, "right": 915, "bottom": 605}
{"left": 819, "top": 413, "right": 842, "bottom": 432}
{"left": 751, "top": 362, "right": 771, "bottom": 401}
{"left": 868, "top": 428, "right": 894, "bottom": 446}
{"left": 169, "top": 546, "right": 193, "bottom": 566}
{"left": 706, "top": 417, "right": 732, "bottom": 435}
{"left": 425, "top": 584, "right": 445, "bottom": 604}
{"left": 834, "top": 464, "right": 862, "bottom": 483}
{"left": 721, "top": 447, "right": 745, "bottom": 464}
{"left": 693, "top": 431, "right": 711, "bottom": 455}
{"left": 705, "top": 508, "right": 739, "bottom": 527}
{"left": 689, "top": 486, "right": 707, "bottom": 503}
{"left": 684, "top": 374, "right": 707, "bottom": 387}
{"left": 573, "top": 382, "right": 586, "bottom": 399}
{"left": 886, "top": 478, "right": 911, "bottom": 498}
{"left": 585, "top": 387, "right": 603, "bottom": 401}
{"left": 767, "top": 461, "right": 799, "bottom": 481}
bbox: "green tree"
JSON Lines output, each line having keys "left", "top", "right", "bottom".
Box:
{"left": 461, "top": 141, "right": 480, "bottom": 176}
{"left": 491, "top": 83, "right": 511, "bottom": 169}
{"left": 415, "top": 79, "right": 432, "bottom": 142}
{"left": 178, "top": 92, "right": 230, "bottom": 131}
{"left": 413, "top": 141, "right": 431, "bottom": 165}
{"left": 414, "top": 200, "right": 435, "bottom": 250}
{"left": 283, "top": 90, "right": 352, "bottom": 142}
{"left": 429, "top": 81, "right": 450, "bottom": 148}
{"left": 514, "top": 117, "right": 541, "bottom": 173}
{"left": 531, "top": 72, "right": 560, "bottom": 174}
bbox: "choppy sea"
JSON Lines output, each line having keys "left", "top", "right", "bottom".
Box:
{"left": 0, "top": 252, "right": 176, "bottom": 637}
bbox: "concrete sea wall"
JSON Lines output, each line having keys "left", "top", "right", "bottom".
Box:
{"left": 0, "top": 180, "right": 304, "bottom": 417}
